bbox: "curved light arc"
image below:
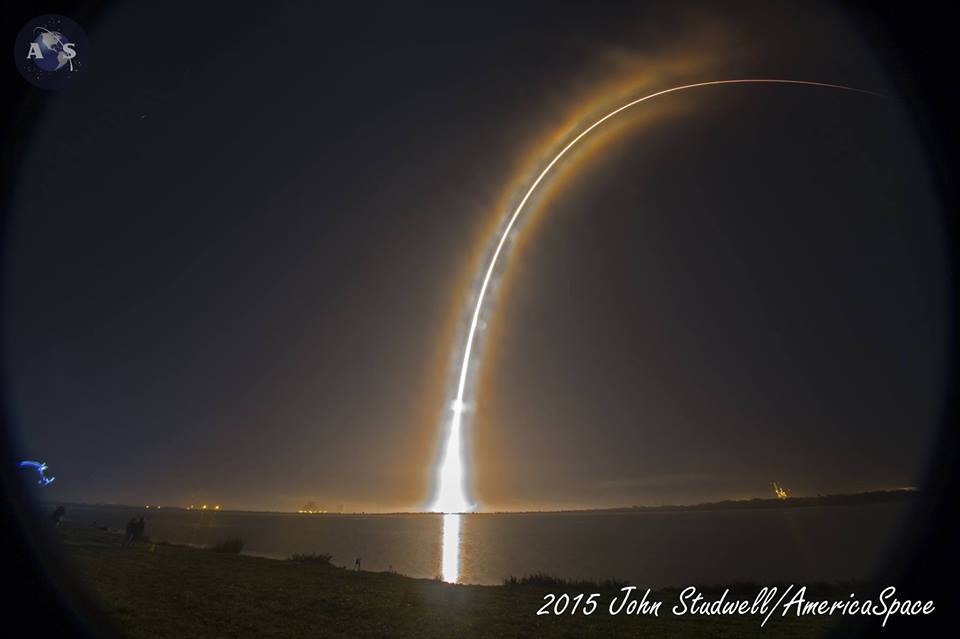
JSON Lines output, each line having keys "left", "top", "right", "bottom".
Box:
{"left": 430, "top": 78, "right": 880, "bottom": 513}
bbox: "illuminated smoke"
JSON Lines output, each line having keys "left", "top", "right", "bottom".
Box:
{"left": 428, "top": 79, "right": 879, "bottom": 514}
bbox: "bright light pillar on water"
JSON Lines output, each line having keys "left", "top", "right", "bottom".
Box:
{"left": 441, "top": 513, "right": 462, "bottom": 583}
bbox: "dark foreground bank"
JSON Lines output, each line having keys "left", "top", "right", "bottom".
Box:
{"left": 61, "top": 524, "right": 843, "bottom": 638}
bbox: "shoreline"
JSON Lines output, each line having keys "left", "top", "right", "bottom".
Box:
{"left": 47, "top": 488, "right": 917, "bottom": 517}
{"left": 59, "top": 523, "right": 852, "bottom": 638}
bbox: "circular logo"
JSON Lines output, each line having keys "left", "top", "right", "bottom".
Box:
{"left": 14, "top": 14, "right": 89, "bottom": 90}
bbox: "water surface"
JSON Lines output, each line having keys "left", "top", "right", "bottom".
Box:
{"left": 61, "top": 501, "right": 908, "bottom": 586}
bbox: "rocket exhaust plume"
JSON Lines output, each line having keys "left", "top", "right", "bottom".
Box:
{"left": 428, "top": 79, "right": 880, "bottom": 514}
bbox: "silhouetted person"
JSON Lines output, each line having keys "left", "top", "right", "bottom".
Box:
{"left": 122, "top": 517, "right": 137, "bottom": 547}
{"left": 135, "top": 516, "right": 146, "bottom": 542}
{"left": 50, "top": 505, "right": 65, "bottom": 528}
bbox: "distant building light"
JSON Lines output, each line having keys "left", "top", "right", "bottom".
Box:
{"left": 772, "top": 482, "right": 790, "bottom": 500}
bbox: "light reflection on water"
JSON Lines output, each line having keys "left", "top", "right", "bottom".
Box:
{"left": 60, "top": 503, "right": 910, "bottom": 586}
{"left": 441, "top": 513, "right": 462, "bottom": 583}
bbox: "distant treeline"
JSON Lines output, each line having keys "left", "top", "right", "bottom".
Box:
{"left": 604, "top": 489, "right": 918, "bottom": 514}
{"left": 51, "top": 489, "right": 918, "bottom": 516}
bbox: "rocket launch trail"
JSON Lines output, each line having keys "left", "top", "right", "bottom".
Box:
{"left": 428, "top": 79, "right": 880, "bottom": 514}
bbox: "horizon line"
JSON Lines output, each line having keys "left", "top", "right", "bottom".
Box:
{"left": 42, "top": 487, "right": 917, "bottom": 516}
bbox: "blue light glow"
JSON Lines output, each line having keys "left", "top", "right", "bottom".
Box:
{"left": 18, "top": 460, "right": 56, "bottom": 486}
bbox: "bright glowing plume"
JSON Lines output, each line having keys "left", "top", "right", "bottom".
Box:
{"left": 428, "top": 79, "right": 879, "bottom": 514}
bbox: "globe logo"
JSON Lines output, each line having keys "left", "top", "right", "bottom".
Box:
{"left": 14, "top": 14, "right": 89, "bottom": 90}
{"left": 29, "top": 27, "right": 77, "bottom": 72}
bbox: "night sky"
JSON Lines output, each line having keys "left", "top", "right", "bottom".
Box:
{"left": 2, "top": 1, "right": 948, "bottom": 512}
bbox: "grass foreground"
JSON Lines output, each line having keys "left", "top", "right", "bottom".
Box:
{"left": 61, "top": 524, "right": 842, "bottom": 638}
